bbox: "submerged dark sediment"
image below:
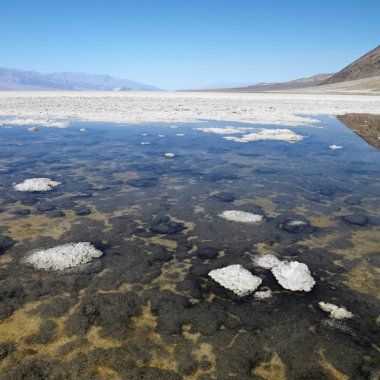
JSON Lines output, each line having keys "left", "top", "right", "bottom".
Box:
{"left": 0, "top": 118, "right": 379, "bottom": 379}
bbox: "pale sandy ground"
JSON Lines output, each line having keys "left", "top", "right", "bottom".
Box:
{"left": 0, "top": 91, "right": 379, "bottom": 127}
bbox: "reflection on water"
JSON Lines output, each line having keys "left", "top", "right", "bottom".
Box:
{"left": 338, "top": 113, "right": 380, "bottom": 150}
{"left": 0, "top": 117, "right": 379, "bottom": 379}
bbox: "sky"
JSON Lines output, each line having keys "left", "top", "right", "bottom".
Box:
{"left": 1, "top": 0, "right": 379, "bottom": 90}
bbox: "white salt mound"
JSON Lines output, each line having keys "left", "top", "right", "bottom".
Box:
{"left": 195, "top": 127, "right": 250, "bottom": 135}
{"left": 254, "top": 289, "right": 273, "bottom": 300}
{"left": 319, "top": 302, "right": 353, "bottom": 320}
{"left": 272, "top": 261, "right": 315, "bottom": 292}
{"left": 329, "top": 145, "right": 343, "bottom": 150}
{"left": 287, "top": 220, "right": 307, "bottom": 226}
{"left": 164, "top": 152, "right": 175, "bottom": 158}
{"left": 223, "top": 129, "right": 303, "bottom": 143}
{"left": 14, "top": 178, "right": 61, "bottom": 192}
{"left": 218, "top": 210, "right": 263, "bottom": 224}
{"left": 253, "top": 254, "right": 281, "bottom": 269}
{"left": 141, "top": 141, "right": 150, "bottom": 145}
{"left": 209, "top": 264, "right": 262, "bottom": 297}
{"left": 27, "top": 127, "right": 38, "bottom": 132}
{"left": 24, "top": 242, "right": 103, "bottom": 271}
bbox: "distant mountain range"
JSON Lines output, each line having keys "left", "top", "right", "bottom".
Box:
{"left": 0, "top": 68, "right": 161, "bottom": 91}
{"left": 322, "top": 45, "right": 380, "bottom": 85}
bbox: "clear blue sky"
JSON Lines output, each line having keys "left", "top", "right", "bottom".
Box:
{"left": 1, "top": 0, "right": 379, "bottom": 90}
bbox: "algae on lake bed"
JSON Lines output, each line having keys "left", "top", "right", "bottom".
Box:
{"left": 0, "top": 117, "right": 379, "bottom": 379}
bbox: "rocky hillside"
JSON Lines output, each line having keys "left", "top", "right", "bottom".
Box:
{"left": 322, "top": 45, "right": 380, "bottom": 85}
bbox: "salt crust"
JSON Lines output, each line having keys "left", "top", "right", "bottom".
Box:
{"left": 209, "top": 264, "right": 262, "bottom": 297}
{"left": 271, "top": 261, "right": 315, "bottom": 292}
{"left": 164, "top": 152, "right": 175, "bottom": 157}
{"left": 14, "top": 178, "right": 61, "bottom": 192}
{"left": 329, "top": 145, "right": 343, "bottom": 150}
{"left": 218, "top": 210, "right": 263, "bottom": 224}
{"left": 223, "top": 129, "right": 303, "bottom": 143}
{"left": 287, "top": 220, "right": 307, "bottom": 226}
{"left": 1, "top": 92, "right": 379, "bottom": 128}
{"left": 24, "top": 242, "right": 103, "bottom": 271}
{"left": 254, "top": 289, "right": 273, "bottom": 300}
{"left": 195, "top": 127, "right": 251, "bottom": 134}
{"left": 253, "top": 254, "right": 281, "bottom": 269}
{"left": 319, "top": 302, "right": 353, "bottom": 320}
{"left": 0, "top": 118, "right": 67, "bottom": 128}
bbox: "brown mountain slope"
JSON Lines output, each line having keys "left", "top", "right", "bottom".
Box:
{"left": 203, "top": 73, "right": 333, "bottom": 92}
{"left": 322, "top": 45, "right": 380, "bottom": 85}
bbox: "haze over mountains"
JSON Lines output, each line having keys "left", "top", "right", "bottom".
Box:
{"left": 0, "top": 68, "right": 160, "bottom": 91}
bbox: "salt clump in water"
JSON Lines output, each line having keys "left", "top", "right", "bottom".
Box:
{"left": 319, "top": 302, "right": 353, "bottom": 320}
{"left": 24, "top": 242, "right": 103, "bottom": 271}
{"left": 209, "top": 264, "right": 262, "bottom": 297}
{"left": 272, "top": 261, "right": 315, "bottom": 292}
{"left": 254, "top": 289, "right": 273, "bottom": 300}
{"left": 218, "top": 210, "right": 263, "bottom": 224}
{"left": 164, "top": 152, "right": 175, "bottom": 158}
{"left": 14, "top": 178, "right": 61, "bottom": 192}
{"left": 223, "top": 128, "right": 303, "bottom": 143}
{"left": 253, "top": 254, "right": 281, "bottom": 269}
{"left": 27, "top": 127, "right": 38, "bottom": 132}
{"left": 329, "top": 145, "right": 343, "bottom": 150}
{"left": 195, "top": 126, "right": 251, "bottom": 135}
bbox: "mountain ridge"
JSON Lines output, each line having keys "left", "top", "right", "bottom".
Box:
{"left": 322, "top": 45, "right": 380, "bottom": 85}
{"left": 0, "top": 67, "right": 161, "bottom": 91}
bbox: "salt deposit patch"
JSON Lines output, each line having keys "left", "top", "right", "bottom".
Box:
{"left": 164, "top": 152, "right": 175, "bottom": 158}
{"left": 218, "top": 210, "right": 263, "bottom": 224}
{"left": 329, "top": 145, "right": 343, "bottom": 150}
{"left": 253, "top": 254, "right": 281, "bottom": 269}
{"left": 254, "top": 289, "right": 273, "bottom": 300}
{"left": 24, "top": 242, "right": 103, "bottom": 271}
{"left": 0, "top": 118, "right": 67, "bottom": 128}
{"left": 209, "top": 264, "right": 262, "bottom": 297}
{"left": 223, "top": 129, "right": 303, "bottom": 143}
{"left": 195, "top": 126, "right": 251, "bottom": 135}
{"left": 272, "top": 261, "right": 315, "bottom": 292}
{"left": 14, "top": 178, "right": 61, "bottom": 192}
{"left": 319, "top": 302, "right": 353, "bottom": 320}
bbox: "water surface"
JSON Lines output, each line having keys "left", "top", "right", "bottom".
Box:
{"left": 0, "top": 117, "right": 379, "bottom": 379}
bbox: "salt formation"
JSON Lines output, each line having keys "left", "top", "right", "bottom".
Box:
{"left": 158, "top": 134, "right": 165, "bottom": 137}
{"left": 24, "top": 242, "right": 103, "bottom": 271}
{"left": 254, "top": 289, "right": 273, "bottom": 300}
{"left": 253, "top": 254, "right": 281, "bottom": 269}
{"left": 195, "top": 126, "right": 250, "bottom": 134}
{"left": 287, "top": 220, "right": 307, "bottom": 226}
{"left": 218, "top": 210, "right": 263, "bottom": 224}
{"left": 27, "top": 127, "right": 38, "bottom": 132}
{"left": 79, "top": 128, "right": 86, "bottom": 132}
{"left": 176, "top": 133, "right": 185, "bottom": 136}
{"left": 209, "top": 264, "right": 262, "bottom": 297}
{"left": 0, "top": 118, "right": 67, "bottom": 128}
{"left": 329, "top": 144, "right": 343, "bottom": 150}
{"left": 140, "top": 141, "right": 150, "bottom": 145}
{"left": 271, "top": 261, "right": 315, "bottom": 292}
{"left": 14, "top": 178, "right": 61, "bottom": 192}
{"left": 319, "top": 302, "right": 353, "bottom": 320}
{"left": 164, "top": 152, "right": 175, "bottom": 158}
{"left": 223, "top": 129, "right": 303, "bottom": 143}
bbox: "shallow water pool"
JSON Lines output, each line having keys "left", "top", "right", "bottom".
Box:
{"left": 0, "top": 117, "right": 379, "bottom": 379}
